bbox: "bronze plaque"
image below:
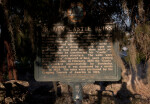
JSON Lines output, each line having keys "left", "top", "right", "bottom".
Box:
{"left": 34, "top": 24, "right": 121, "bottom": 82}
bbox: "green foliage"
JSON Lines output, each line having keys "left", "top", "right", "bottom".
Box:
{"left": 16, "top": 30, "right": 24, "bottom": 46}
{"left": 124, "top": 51, "right": 130, "bottom": 63}
{"left": 123, "top": 50, "right": 146, "bottom": 64}
{"left": 20, "top": 56, "right": 29, "bottom": 66}
{"left": 2, "top": 0, "right": 150, "bottom": 74}
{"left": 136, "top": 52, "right": 146, "bottom": 64}
{"left": 135, "top": 24, "right": 150, "bottom": 36}
{"left": 134, "top": 23, "right": 150, "bottom": 61}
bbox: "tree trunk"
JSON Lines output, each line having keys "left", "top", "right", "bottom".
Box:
{"left": 4, "top": 41, "right": 17, "bottom": 80}
{"left": 138, "top": 0, "right": 145, "bottom": 22}
{"left": 0, "top": 38, "right": 4, "bottom": 82}
{"left": 147, "top": 58, "right": 150, "bottom": 85}
{"left": 0, "top": 0, "right": 5, "bottom": 82}
{"left": 0, "top": 0, "right": 17, "bottom": 80}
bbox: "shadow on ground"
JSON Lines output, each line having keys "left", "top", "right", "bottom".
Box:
{"left": 0, "top": 80, "right": 150, "bottom": 104}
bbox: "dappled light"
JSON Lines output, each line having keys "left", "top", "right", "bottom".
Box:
{"left": 0, "top": 0, "right": 150, "bottom": 103}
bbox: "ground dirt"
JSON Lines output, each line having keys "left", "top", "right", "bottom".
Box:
{"left": 0, "top": 80, "right": 150, "bottom": 104}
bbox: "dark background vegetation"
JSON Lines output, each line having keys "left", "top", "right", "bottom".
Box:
{"left": 0, "top": 0, "right": 150, "bottom": 103}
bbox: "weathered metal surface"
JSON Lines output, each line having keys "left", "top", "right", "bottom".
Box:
{"left": 34, "top": 24, "right": 121, "bottom": 82}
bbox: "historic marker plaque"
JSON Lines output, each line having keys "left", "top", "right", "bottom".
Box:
{"left": 34, "top": 24, "right": 121, "bottom": 82}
